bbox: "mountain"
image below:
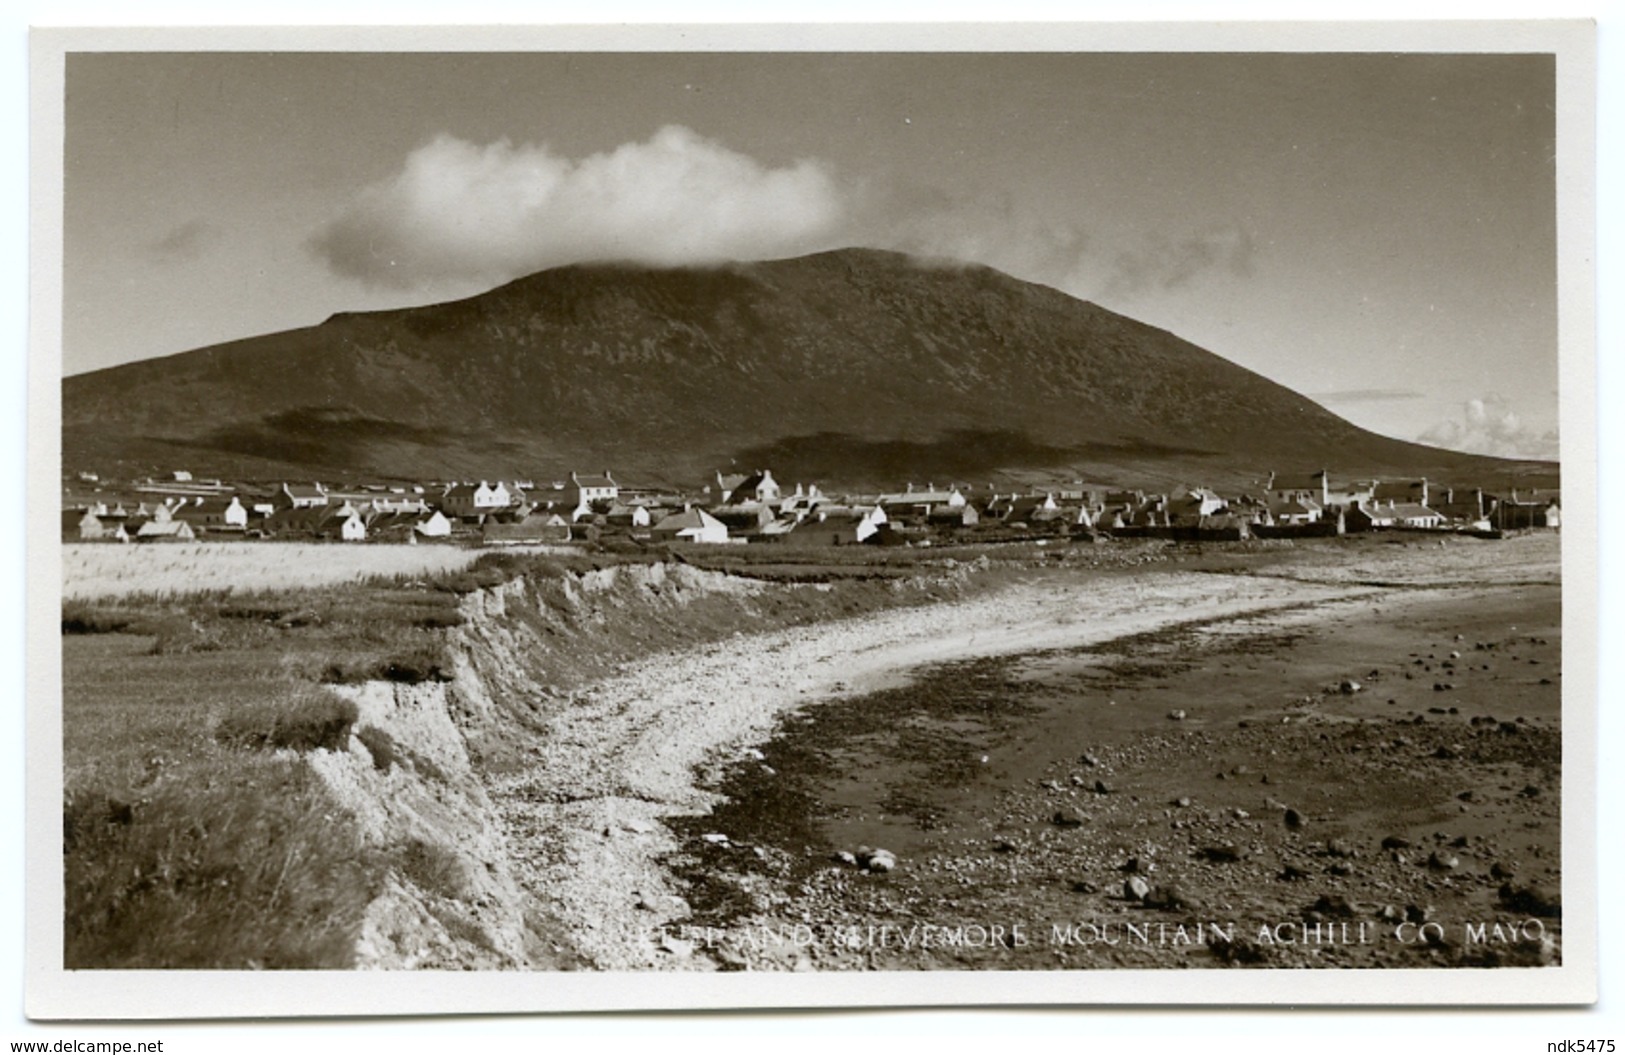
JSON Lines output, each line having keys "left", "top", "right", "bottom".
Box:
{"left": 62, "top": 248, "right": 1555, "bottom": 490}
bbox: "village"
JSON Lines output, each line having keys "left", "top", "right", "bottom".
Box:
{"left": 61, "top": 466, "right": 1562, "bottom": 549}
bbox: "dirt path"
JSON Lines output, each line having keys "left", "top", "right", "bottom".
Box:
{"left": 488, "top": 566, "right": 1386, "bottom": 969}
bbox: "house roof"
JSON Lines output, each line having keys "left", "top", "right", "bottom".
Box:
{"left": 1389, "top": 503, "right": 1441, "bottom": 520}
{"left": 1270, "top": 472, "right": 1325, "bottom": 491}
{"left": 1373, "top": 480, "right": 1426, "bottom": 501}
{"left": 653, "top": 507, "right": 725, "bottom": 534}
{"left": 136, "top": 520, "right": 193, "bottom": 537}
{"left": 282, "top": 482, "right": 326, "bottom": 498}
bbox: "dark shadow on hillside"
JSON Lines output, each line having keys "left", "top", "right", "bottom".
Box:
{"left": 187, "top": 407, "right": 456, "bottom": 467}
{"left": 730, "top": 430, "right": 1219, "bottom": 484}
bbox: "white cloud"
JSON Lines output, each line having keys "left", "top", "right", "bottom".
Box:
{"left": 311, "top": 126, "right": 847, "bottom": 290}
{"left": 1418, "top": 395, "right": 1559, "bottom": 461}
{"left": 310, "top": 124, "right": 1255, "bottom": 308}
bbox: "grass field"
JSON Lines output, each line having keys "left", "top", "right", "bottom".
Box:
{"left": 62, "top": 541, "right": 496, "bottom": 601}
{"left": 58, "top": 549, "right": 576, "bottom": 968}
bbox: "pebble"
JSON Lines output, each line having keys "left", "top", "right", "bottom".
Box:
{"left": 1124, "top": 876, "right": 1152, "bottom": 901}
{"left": 1381, "top": 835, "right": 1411, "bottom": 850}
{"left": 1498, "top": 883, "right": 1561, "bottom": 918}
{"left": 860, "top": 848, "right": 897, "bottom": 873}
{"left": 1144, "top": 883, "right": 1189, "bottom": 910}
{"left": 1308, "top": 894, "right": 1356, "bottom": 919}
{"left": 1051, "top": 810, "right": 1085, "bottom": 828}
{"left": 1284, "top": 808, "right": 1304, "bottom": 830}
{"left": 701, "top": 832, "right": 730, "bottom": 844}
{"left": 1340, "top": 679, "right": 1361, "bottom": 694}
{"left": 1199, "top": 844, "right": 1243, "bottom": 863}
{"left": 1167, "top": 709, "right": 1187, "bottom": 721}
{"left": 1428, "top": 851, "right": 1460, "bottom": 871}
{"left": 1406, "top": 904, "right": 1435, "bottom": 924}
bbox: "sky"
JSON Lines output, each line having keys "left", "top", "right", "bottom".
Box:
{"left": 60, "top": 47, "right": 1563, "bottom": 459}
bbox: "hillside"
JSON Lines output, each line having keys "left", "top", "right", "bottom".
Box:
{"left": 62, "top": 248, "right": 1554, "bottom": 490}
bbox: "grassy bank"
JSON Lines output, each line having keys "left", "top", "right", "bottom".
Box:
{"left": 59, "top": 544, "right": 1002, "bottom": 967}
{"left": 60, "top": 550, "right": 591, "bottom": 967}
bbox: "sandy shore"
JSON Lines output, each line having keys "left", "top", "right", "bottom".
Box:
{"left": 491, "top": 564, "right": 1383, "bottom": 967}
{"left": 488, "top": 534, "right": 1561, "bottom": 970}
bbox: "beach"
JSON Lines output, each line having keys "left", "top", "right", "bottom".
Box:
{"left": 488, "top": 533, "right": 1563, "bottom": 970}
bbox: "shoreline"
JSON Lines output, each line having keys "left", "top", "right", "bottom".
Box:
{"left": 488, "top": 538, "right": 1560, "bottom": 970}
{"left": 667, "top": 578, "right": 1562, "bottom": 970}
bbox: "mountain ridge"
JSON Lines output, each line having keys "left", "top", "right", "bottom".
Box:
{"left": 62, "top": 248, "right": 1556, "bottom": 491}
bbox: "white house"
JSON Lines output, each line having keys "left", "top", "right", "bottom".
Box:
{"left": 135, "top": 520, "right": 196, "bottom": 542}
{"left": 320, "top": 511, "right": 366, "bottom": 542}
{"left": 714, "top": 469, "right": 781, "bottom": 506}
{"left": 278, "top": 482, "right": 329, "bottom": 509}
{"left": 441, "top": 481, "right": 513, "bottom": 518}
{"left": 413, "top": 510, "right": 453, "bottom": 538}
{"left": 651, "top": 506, "right": 729, "bottom": 544}
{"left": 854, "top": 504, "right": 889, "bottom": 543}
{"left": 1388, "top": 502, "right": 1445, "bottom": 529}
{"left": 176, "top": 496, "right": 248, "bottom": 531}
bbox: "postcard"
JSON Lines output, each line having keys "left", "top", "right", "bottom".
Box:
{"left": 26, "top": 18, "right": 1598, "bottom": 1017}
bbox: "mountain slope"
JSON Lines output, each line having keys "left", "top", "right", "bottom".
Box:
{"left": 62, "top": 248, "right": 1552, "bottom": 489}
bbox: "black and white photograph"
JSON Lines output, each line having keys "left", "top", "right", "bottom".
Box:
{"left": 21, "top": 15, "right": 1604, "bottom": 1024}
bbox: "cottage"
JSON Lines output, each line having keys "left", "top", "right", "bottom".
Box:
{"left": 414, "top": 510, "right": 454, "bottom": 539}
{"left": 135, "top": 520, "right": 196, "bottom": 543}
{"left": 263, "top": 507, "right": 326, "bottom": 538}
{"left": 1004, "top": 493, "right": 1062, "bottom": 525}
{"left": 1387, "top": 502, "right": 1445, "bottom": 529}
{"left": 441, "top": 481, "right": 514, "bottom": 519}
{"left": 175, "top": 496, "right": 248, "bottom": 532}
{"left": 1491, "top": 491, "right": 1561, "bottom": 530}
{"left": 711, "top": 503, "right": 777, "bottom": 533}
{"left": 1167, "top": 488, "right": 1227, "bottom": 524}
{"left": 651, "top": 506, "right": 729, "bottom": 544}
{"left": 605, "top": 502, "right": 654, "bottom": 529}
{"left": 1324, "top": 476, "right": 1377, "bottom": 510}
{"left": 713, "top": 469, "right": 781, "bottom": 506}
{"left": 558, "top": 471, "right": 619, "bottom": 521}
{"left": 276, "top": 482, "right": 329, "bottom": 510}
{"left": 1373, "top": 478, "right": 1430, "bottom": 507}
{"left": 776, "top": 483, "right": 824, "bottom": 517}
{"left": 927, "top": 504, "right": 980, "bottom": 529}
{"left": 318, "top": 510, "right": 367, "bottom": 542}
{"left": 854, "top": 504, "right": 889, "bottom": 543}
{"left": 1267, "top": 471, "right": 1329, "bottom": 508}
{"left": 1268, "top": 496, "right": 1323, "bottom": 525}
{"left": 64, "top": 509, "right": 127, "bottom": 542}
{"left": 879, "top": 484, "right": 967, "bottom": 518}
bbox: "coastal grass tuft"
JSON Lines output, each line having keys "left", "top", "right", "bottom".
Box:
{"left": 214, "top": 688, "right": 359, "bottom": 752}
{"left": 64, "top": 756, "right": 377, "bottom": 969}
